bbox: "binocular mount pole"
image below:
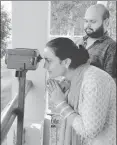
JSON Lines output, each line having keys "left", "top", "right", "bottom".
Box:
{"left": 15, "top": 65, "right": 27, "bottom": 145}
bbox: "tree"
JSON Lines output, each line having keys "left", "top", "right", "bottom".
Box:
{"left": 50, "top": 1, "right": 97, "bottom": 36}
{"left": 1, "top": 5, "right": 11, "bottom": 58}
{"left": 50, "top": 1, "right": 116, "bottom": 39}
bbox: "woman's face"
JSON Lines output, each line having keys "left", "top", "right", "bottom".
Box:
{"left": 43, "top": 47, "right": 66, "bottom": 78}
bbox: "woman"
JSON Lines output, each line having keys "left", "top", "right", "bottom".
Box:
{"left": 43, "top": 37, "right": 116, "bottom": 145}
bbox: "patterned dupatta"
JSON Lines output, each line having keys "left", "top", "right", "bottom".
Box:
{"left": 58, "top": 63, "right": 90, "bottom": 145}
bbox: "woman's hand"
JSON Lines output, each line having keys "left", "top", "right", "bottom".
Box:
{"left": 75, "top": 38, "right": 84, "bottom": 47}
{"left": 47, "top": 79, "right": 66, "bottom": 105}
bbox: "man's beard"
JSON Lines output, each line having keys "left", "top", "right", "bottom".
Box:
{"left": 85, "top": 24, "right": 104, "bottom": 38}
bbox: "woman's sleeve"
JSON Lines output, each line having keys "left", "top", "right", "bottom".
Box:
{"left": 56, "top": 75, "right": 111, "bottom": 138}
{"left": 72, "top": 77, "right": 110, "bottom": 138}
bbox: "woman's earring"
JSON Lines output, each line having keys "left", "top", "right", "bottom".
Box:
{"left": 65, "top": 65, "right": 68, "bottom": 69}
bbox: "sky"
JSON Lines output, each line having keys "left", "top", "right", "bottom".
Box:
{"left": 1, "top": 1, "right": 12, "bottom": 17}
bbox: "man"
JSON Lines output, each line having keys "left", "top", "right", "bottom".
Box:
{"left": 76, "top": 4, "right": 116, "bottom": 79}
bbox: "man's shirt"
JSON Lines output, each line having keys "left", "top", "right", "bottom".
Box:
{"left": 82, "top": 32, "right": 116, "bottom": 78}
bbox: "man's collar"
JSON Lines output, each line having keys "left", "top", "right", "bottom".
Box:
{"left": 83, "top": 31, "right": 109, "bottom": 43}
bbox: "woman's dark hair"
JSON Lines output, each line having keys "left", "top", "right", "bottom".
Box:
{"left": 46, "top": 37, "right": 89, "bottom": 69}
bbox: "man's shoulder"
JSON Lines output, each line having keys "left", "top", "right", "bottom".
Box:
{"left": 97, "top": 36, "right": 116, "bottom": 52}
{"left": 105, "top": 36, "right": 116, "bottom": 46}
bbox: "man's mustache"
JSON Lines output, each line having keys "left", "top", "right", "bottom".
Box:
{"left": 85, "top": 28, "right": 93, "bottom": 31}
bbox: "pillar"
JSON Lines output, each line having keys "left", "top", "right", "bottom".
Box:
{"left": 7, "top": 1, "right": 50, "bottom": 145}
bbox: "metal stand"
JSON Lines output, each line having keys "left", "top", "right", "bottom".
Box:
{"left": 15, "top": 65, "right": 27, "bottom": 145}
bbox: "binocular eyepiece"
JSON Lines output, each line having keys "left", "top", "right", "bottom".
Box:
{"left": 37, "top": 54, "right": 43, "bottom": 63}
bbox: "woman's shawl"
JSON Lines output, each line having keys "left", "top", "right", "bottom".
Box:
{"left": 59, "top": 63, "right": 90, "bottom": 145}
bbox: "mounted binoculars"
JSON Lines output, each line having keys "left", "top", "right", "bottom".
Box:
{"left": 5, "top": 48, "right": 43, "bottom": 70}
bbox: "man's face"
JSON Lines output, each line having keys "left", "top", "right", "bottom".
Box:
{"left": 43, "top": 47, "right": 66, "bottom": 79}
{"left": 84, "top": 8, "right": 105, "bottom": 38}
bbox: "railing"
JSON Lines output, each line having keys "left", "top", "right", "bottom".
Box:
{"left": 42, "top": 72, "right": 60, "bottom": 145}
{"left": 43, "top": 114, "right": 51, "bottom": 145}
{"left": 1, "top": 80, "right": 33, "bottom": 144}
{"left": 43, "top": 113, "right": 60, "bottom": 145}
{"left": 50, "top": 113, "right": 61, "bottom": 145}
